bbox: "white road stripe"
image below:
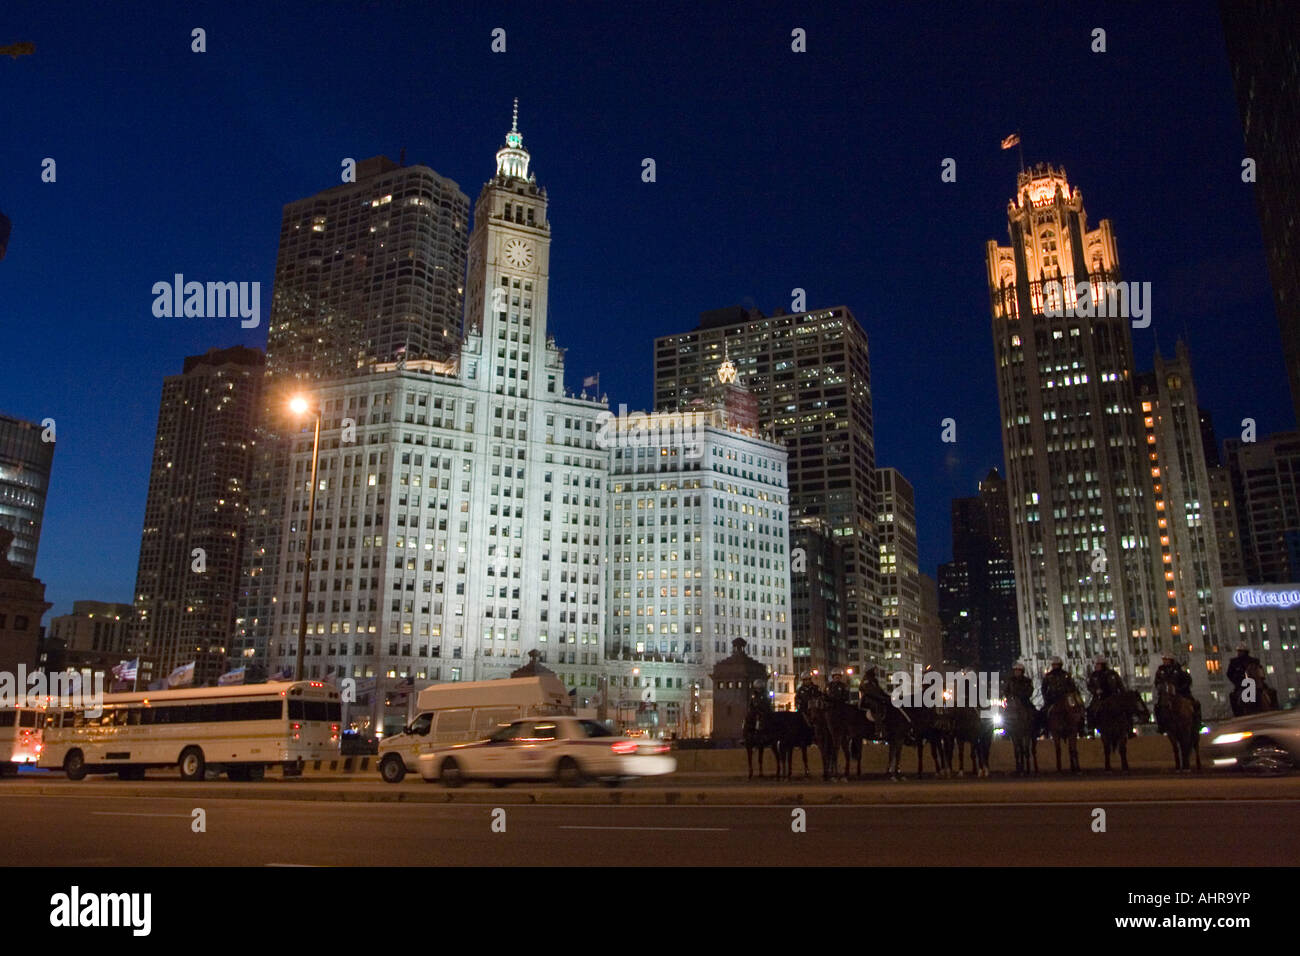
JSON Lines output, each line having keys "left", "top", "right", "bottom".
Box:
{"left": 90, "top": 811, "right": 194, "bottom": 818}
{"left": 559, "top": 825, "right": 729, "bottom": 831}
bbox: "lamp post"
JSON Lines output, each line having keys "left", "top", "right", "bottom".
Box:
{"left": 290, "top": 395, "right": 322, "bottom": 681}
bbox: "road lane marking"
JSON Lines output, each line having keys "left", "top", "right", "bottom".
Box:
{"left": 90, "top": 812, "right": 194, "bottom": 818}
{"left": 559, "top": 825, "right": 729, "bottom": 831}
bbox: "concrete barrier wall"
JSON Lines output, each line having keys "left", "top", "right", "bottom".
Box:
{"left": 672, "top": 733, "right": 1187, "bottom": 774}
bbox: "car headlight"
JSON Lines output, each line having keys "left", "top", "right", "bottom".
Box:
{"left": 1211, "top": 731, "right": 1253, "bottom": 745}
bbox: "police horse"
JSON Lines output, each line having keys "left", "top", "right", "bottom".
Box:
{"left": 1094, "top": 689, "right": 1150, "bottom": 772}
{"left": 1154, "top": 676, "right": 1201, "bottom": 772}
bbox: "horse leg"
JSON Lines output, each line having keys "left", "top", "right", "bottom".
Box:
{"left": 1119, "top": 736, "right": 1129, "bottom": 772}
{"left": 1054, "top": 737, "right": 1063, "bottom": 773}
{"left": 1070, "top": 736, "right": 1080, "bottom": 772}
{"left": 746, "top": 745, "right": 754, "bottom": 779}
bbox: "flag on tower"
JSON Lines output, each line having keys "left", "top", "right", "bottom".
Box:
{"left": 1001, "top": 132, "right": 1021, "bottom": 150}
{"left": 583, "top": 374, "right": 599, "bottom": 389}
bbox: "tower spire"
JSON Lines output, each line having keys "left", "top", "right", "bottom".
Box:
{"left": 496, "top": 97, "right": 530, "bottom": 179}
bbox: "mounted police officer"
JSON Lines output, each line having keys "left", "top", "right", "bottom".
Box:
{"left": 1041, "top": 656, "right": 1078, "bottom": 710}
{"left": 749, "top": 678, "right": 772, "bottom": 719}
{"left": 1154, "top": 651, "right": 1200, "bottom": 731}
{"left": 1007, "top": 661, "right": 1034, "bottom": 708}
{"left": 1226, "top": 642, "right": 1261, "bottom": 716}
{"left": 1086, "top": 654, "right": 1125, "bottom": 730}
{"left": 827, "top": 669, "right": 850, "bottom": 705}
{"left": 795, "top": 671, "right": 820, "bottom": 712}
{"left": 858, "top": 664, "right": 893, "bottom": 722}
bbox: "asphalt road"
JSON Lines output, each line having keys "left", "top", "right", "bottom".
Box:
{"left": 2, "top": 774, "right": 1297, "bottom": 865}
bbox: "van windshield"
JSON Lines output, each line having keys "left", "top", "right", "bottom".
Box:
{"left": 408, "top": 713, "right": 432, "bottom": 736}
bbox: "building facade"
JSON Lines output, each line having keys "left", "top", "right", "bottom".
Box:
{"left": 238, "top": 155, "right": 472, "bottom": 677}
{"left": 790, "top": 516, "right": 846, "bottom": 678}
{"left": 1220, "top": 0, "right": 1300, "bottom": 427}
{"left": 132, "top": 346, "right": 264, "bottom": 686}
{"left": 1224, "top": 430, "right": 1300, "bottom": 585}
{"left": 1135, "top": 344, "right": 1233, "bottom": 716}
{"left": 0, "top": 412, "right": 55, "bottom": 575}
{"left": 939, "top": 468, "right": 1020, "bottom": 674}
{"left": 48, "top": 600, "right": 136, "bottom": 655}
{"left": 654, "top": 305, "right": 882, "bottom": 671}
{"left": 1221, "top": 583, "right": 1300, "bottom": 708}
{"left": 0, "top": 528, "right": 50, "bottom": 675}
{"left": 604, "top": 408, "right": 792, "bottom": 733}
{"left": 987, "top": 163, "right": 1167, "bottom": 687}
{"left": 877, "top": 467, "right": 924, "bottom": 672}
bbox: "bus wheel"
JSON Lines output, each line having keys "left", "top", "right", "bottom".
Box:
{"left": 439, "top": 757, "right": 464, "bottom": 788}
{"left": 379, "top": 754, "right": 406, "bottom": 784}
{"left": 64, "top": 751, "right": 87, "bottom": 781}
{"left": 247, "top": 764, "right": 266, "bottom": 782}
{"left": 178, "top": 747, "right": 206, "bottom": 781}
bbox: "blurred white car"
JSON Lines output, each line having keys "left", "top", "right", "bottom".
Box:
{"left": 417, "top": 716, "right": 676, "bottom": 787}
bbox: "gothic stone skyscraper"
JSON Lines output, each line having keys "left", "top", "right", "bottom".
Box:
{"left": 987, "top": 164, "right": 1166, "bottom": 685}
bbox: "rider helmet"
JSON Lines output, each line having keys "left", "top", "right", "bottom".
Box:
{"left": 799, "top": 671, "right": 812, "bottom": 682}
{"left": 752, "top": 678, "right": 766, "bottom": 689}
{"left": 831, "top": 669, "right": 844, "bottom": 680}
{"left": 1094, "top": 654, "right": 1107, "bottom": 666}
{"left": 1012, "top": 661, "right": 1025, "bottom": 672}
{"left": 1161, "top": 651, "right": 1175, "bottom": 661}
{"left": 1236, "top": 642, "right": 1248, "bottom": 652}
{"left": 1049, "top": 655, "right": 1063, "bottom": 667}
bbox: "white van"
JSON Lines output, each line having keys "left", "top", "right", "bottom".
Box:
{"left": 377, "top": 675, "right": 572, "bottom": 782}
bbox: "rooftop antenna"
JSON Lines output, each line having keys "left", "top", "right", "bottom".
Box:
{"left": 399, "top": 147, "right": 406, "bottom": 167}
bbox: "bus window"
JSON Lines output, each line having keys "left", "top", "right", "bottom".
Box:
{"left": 45, "top": 712, "right": 60, "bottom": 729}
{"left": 306, "top": 701, "right": 330, "bottom": 722}
{"left": 327, "top": 701, "right": 342, "bottom": 722}
{"left": 99, "top": 711, "right": 114, "bottom": 726}
{"left": 112, "top": 709, "right": 128, "bottom": 726}
{"left": 127, "top": 707, "right": 142, "bottom": 726}
{"left": 74, "top": 712, "right": 88, "bottom": 728}
{"left": 0, "top": 711, "right": 15, "bottom": 728}
{"left": 19, "top": 710, "right": 39, "bottom": 728}
{"left": 288, "top": 700, "right": 305, "bottom": 721}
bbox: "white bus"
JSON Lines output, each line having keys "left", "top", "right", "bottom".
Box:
{"left": 0, "top": 706, "right": 44, "bottom": 776}
{"left": 39, "top": 681, "right": 341, "bottom": 781}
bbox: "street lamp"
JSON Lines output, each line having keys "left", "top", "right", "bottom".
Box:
{"left": 290, "top": 395, "right": 322, "bottom": 681}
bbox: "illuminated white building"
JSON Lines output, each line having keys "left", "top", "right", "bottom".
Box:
{"left": 603, "top": 405, "right": 792, "bottom": 735}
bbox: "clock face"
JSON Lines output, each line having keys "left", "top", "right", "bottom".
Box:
{"left": 504, "top": 238, "right": 532, "bottom": 268}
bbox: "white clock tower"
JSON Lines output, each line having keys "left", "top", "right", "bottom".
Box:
{"left": 461, "top": 99, "right": 561, "bottom": 399}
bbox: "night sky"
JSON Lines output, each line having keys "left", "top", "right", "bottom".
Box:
{"left": 2, "top": 1, "right": 1291, "bottom": 618}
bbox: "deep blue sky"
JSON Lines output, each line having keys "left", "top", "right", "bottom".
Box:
{"left": 2, "top": 1, "right": 1291, "bottom": 618}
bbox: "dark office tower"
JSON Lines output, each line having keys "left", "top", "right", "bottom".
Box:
{"left": 937, "top": 560, "right": 977, "bottom": 666}
{"left": 0, "top": 413, "right": 55, "bottom": 574}
{"left": 655, "top": 305, "right": 882, "bottom": 668}
{"left": 1220, "top": 0, "right": 1300, "bottom": 427}
{"left": 940, "top": 469, "right": 1020, "bottom": 675}
{"left": 265, "top": 156, "right": 470, "bottom": 383}
{"left": 1135, "top": 344, "right": 1232, "bottom": 714}
{"left": 133, "top": 347, "right": 264, "bottom": 686}
{"left": 791, "top": 517, "right": 846, "bottom": 678}
{"left": 987, "top": 164, "right": 1165, "bottom": 684}
{"left": 1209, "top": 464, "right": 1247, "bottom": 586}
{"left": 1224, "top": 430, "right": 1300, "bottom": 583}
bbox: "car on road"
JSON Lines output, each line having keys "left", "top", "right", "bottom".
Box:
{"left": 416, "top": 716, "right": 676, "bottom": 787}
{"left": 1207, "top": 706, "right": 1300, "bottom": 774}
